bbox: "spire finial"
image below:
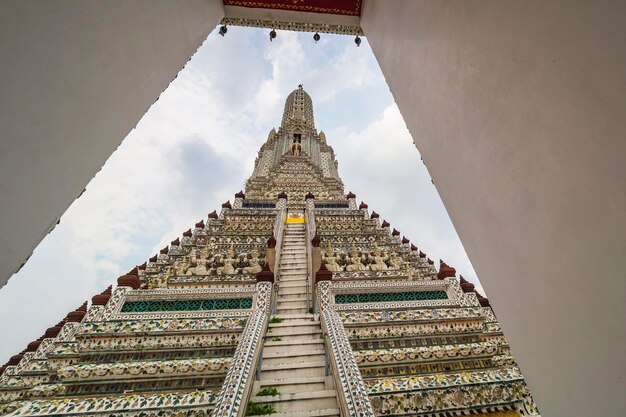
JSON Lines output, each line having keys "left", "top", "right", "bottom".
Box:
{"left": 281, "top": 85, "right": 315, "bottom": 130}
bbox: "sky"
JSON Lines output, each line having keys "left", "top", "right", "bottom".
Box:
{"left": 0, "top": 27, "right": 481, "bottom": 363}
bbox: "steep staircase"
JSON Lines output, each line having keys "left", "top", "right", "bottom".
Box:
{"left": 250, "top": 222, "right": 340, "bottom": 416}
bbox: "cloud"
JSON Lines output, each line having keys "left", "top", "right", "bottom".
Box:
{"left": 331, "top": 104, "right": 482, "bottom": 291}
{"left": 247, "top": 32, "right": 378, "bottom": 129}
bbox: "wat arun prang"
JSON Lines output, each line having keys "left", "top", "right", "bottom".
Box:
{"left": 0, "top": 86, "right": 539, "bottom": 417}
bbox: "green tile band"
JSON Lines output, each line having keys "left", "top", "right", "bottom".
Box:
{"left": 121, "top": 298, "right": 253, "bottom": 312}
{"left": 334, "top": 291, "right": 448, "bottom": 304}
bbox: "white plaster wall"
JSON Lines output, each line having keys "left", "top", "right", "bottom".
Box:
{"left": 362, "top": 1, "right": 626, "bottom": 416}
{"left": 0, "top": 0, "right": 224, "bottom": 288}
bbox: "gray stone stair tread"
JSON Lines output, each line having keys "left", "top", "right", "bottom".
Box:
{"left": 261, "top": 360, "right": 325, "bottom": 371}
{"left": 251, "top": 390, "right": 337, "bottom": 402}
{"left": 264, "top": 339, "right": 323, "bottom": 347}
{"left": 272, "top": 313, "right": 314, "bottom": 319}
{"left": 268, "top": 319, "right": 316, "bottom": 327}
{"left": 252, "top": 409, "right": 340, "bottom": 417}
{"left": 258, "top": 376, "right": 325, "bottom": 386}
{"left": 263, "top": 349, "right": 324, "bottom": 359}
{"left": 276, "top": 298, "right": 308, "bottom": 304}
{"left": 280, "top": 271, "right": 307, "bottom": 276}
{"left": 280, "top": 282, "right": 307, "bottom": 287}
{"left": 275, "top": 304, "right": 308, "bottom": 309}
{"left": 279, "top": 278, "right": 307, "bottom": 283}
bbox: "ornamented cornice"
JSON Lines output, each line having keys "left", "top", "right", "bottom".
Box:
{"left": 353, "top": 342, "right": 498, "bottom": 365}
{"left": 220, "top": 17, "right": 363, "bottom": 36}
{"left": 74, "top": 333, "right": 240, "bottom": 352}
{"left": 223, "top": 0, "right": 361, "bottom": 17}
{"left": 344, "top": 320, "right": 485, "bottom": 340}
{"left": 366, "top": 367, "right": 524, "bottom": 393}
{"left": 368, "top": 380, "right": 532, "bottom": 416}
{"left": 339, "top": 307, "right": 485, "bottom": 325}
{"left": 78, "top": 317, "right": 247, "bottom": 336}
{"left": 58, "top": 357, "right": 231, "bottom": 381}
{"left": 5, "top": 389, "right": 217, "bottom": 416}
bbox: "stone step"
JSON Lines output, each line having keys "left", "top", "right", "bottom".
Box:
{"left": 280, "top": 276, "right": 307, "bottom": 283}
{"left": 280, "top": 273, "right": 306, "bottom": 279}
{"left": 280, "top": 264, "right": 306, "bottom": 269}
{"left": 280, "top": 270, "right": 307, "bottom": 277}
{"left": 250, "top": 390, "right": 338, "bottom": 413}
{"left": 273, "top": 306, "right": 311, "bottom": 317}
{"left": 268, "top": 319, "right": 315, "bottom": 328}
{"left": 263, "top": 352, "right": 325, "bottom": 366}
{"left": 282, "top": 257, "right": 307, "bottom": 262}
{"left": 279, "top": 281, "right": 307, "bottom": 288}
{"left": 267, "top": 324, "right": 321, "bottom": 337}
{"left": 263, "top": 347, "right": 324, "bottom": 359}
{"left": 276, "top": 300, "right": 307, "bottom": 309}
{"left": 248, "top": 409, "right": 340, "bottom": 417}
{"left": 263, "top": 339, "right": 323, "bottom": 355}
{"left": 277, "top": 290, "right": 307, "bottom": 299}
{"left": 256, "top": 376, "right": 326, "bottom": 394}
{"left": 281, "top": 256, "right": 307, "bottom": 262}
{"left": 281, "top": 264, "right": 307, "bottom": 269}
{"left": 269, "top": 313, "right": 314, "bottom": 320}
{"left": 260, "top": 361, "right": 326, "bottom": 380}
{"left": 280, "top": 269, "right": 306, "bottom": 274}
{"left": 280, "top": 271, "right": 307, "bottom": 277}
{"left": 278, "top": 279, "right": 306, "bottom": 295}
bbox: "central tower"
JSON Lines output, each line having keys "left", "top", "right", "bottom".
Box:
{"left": 0, "top": 86, "right": 539, "bottom": 417}
{"left": 246, "top": 85, "right": 344, "bottom": 207}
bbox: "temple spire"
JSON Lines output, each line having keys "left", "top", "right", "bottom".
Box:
{"left": 280, "top": 85, "right": 315, "bottom": 131}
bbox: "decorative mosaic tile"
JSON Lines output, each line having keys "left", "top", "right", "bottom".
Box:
{"left": 5, "top": 389, "right": 217, "bottom": 416}
{"left": 75, "top": 332, "right": 240, "bottom": 352}
{"left": 58, "top": 357, "right": 231, "bottom": 381}
{"left": 340, "top": 307, "right": 484, "bottom": 324}
{"left": 120, "top": 297, "right": 253, "bottom": 313}
{"left": 369, "top": 380, "right": 531, "bottom": 416}
{"left": 78, "top": 317, "right": 247, "bottom": 335}
{"left": 365, "top": 367, "right": 524, "bottom": 393}
{"left": 322, "top": 309, "right": 376, "bottom": 416}
{"left": 344, "top": 320, "right": 485, "bottom": 340}
{"left": 353, "top": 341, "right": 498, "bottom": 365}
{"left": 335, "top": 291, "right": 448, "bottom": 304}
